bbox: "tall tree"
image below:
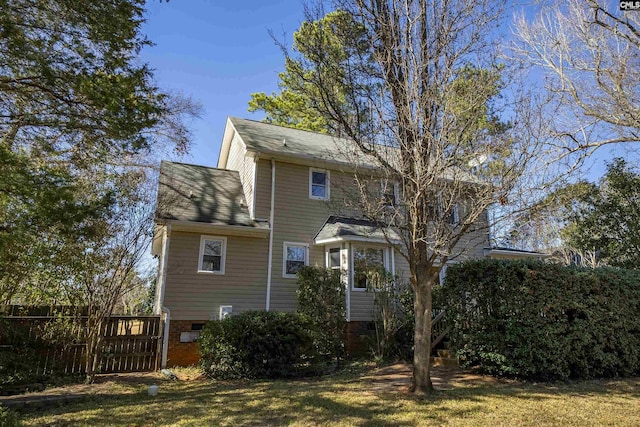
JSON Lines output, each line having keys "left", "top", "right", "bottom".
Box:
{"left": 504, "top": 158, "right": 640, "bottom": 269}
{"left": 278, "top": 1, "right": 544, "bottom": 394}
{"left": 562, "top": 159, "right": 640, "bottom": 269}
{"left": 248, "top": 10, "right": 369, "bottom": 133}
{"left": 513, "top": 0, "right": 640, "bottom": 158}
{"left": 0, "top": 0, "right": 199, "bottom": 380}
{"left": 0, "top": 0, "right": 199, "bottom": 301}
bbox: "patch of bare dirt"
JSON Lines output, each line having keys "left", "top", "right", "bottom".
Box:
{"left": 361, "top": 362, "right": 506, "bottom": 393}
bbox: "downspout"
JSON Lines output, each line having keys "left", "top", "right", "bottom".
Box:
{"left": 266, "top": 159, "right": 276, "bottom": 311}
{"left": 391, "top": 247, "right": 396, "bottom": 276}
{"left": 156, "top": 223, "right": 171, "bottom": 368}
{"left": 154, "top": 223, "right": 171, "bottom": 315}
{"left": 161, "top": 307, "right": 170, "bottom": 368}
{"left": 346, "top": 243, "right": 352, "bottom": 321}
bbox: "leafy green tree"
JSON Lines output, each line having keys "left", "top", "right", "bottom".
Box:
{"left": 0, "top": 0, "right": 198, "bottom": 301}
{"left": 0, "top": 0, "right": 199, "bottom": 380}
{"left": 563, "top": 159, "right": 640, "bottom": 269}
{"left": 248, "top": 10, "right": 369, "bottom": 133}
{"left": 506, "top": 159, "right": 640, "bottom": 269}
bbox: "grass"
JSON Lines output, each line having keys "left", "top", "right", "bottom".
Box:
{"left": 18, "top": 366, "right": 640, "bottom": 426}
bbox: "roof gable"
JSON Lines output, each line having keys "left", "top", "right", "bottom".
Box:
{"left": 227, "top": 117, "right": 380, "bottom": 168}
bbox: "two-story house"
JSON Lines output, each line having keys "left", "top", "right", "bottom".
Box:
{"left": 152, "top": 117, "right": 492, "bottom": 367}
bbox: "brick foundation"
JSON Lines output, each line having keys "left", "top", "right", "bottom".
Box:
{"left": 165, "top": 319, "right": 375, "bottom": 367}
{"left": 345, "top": 321, "right": 375, "bottom": 356}
{"left": 166, "top": 319, "right": 206, "bottom": 367}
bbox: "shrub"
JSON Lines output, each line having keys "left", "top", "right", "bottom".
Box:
{"left": 198, "top": 311, "right": 320, "bottom": 379}
{"left": 0, "top": 404, "right": 21, "bottom": 427}
{"left": 442, "top": 259, "right": 640, "bottom": 380}
{"left": 366, "top": 268, "right": 414, "bottom": 362}
{"left": 296, "top": 266, "right": 346, "bottom": 363}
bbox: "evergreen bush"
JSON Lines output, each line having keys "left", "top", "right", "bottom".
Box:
{"left": 296, "top": 266, "right": 346, "bottom": 363}
{"left": 442, "top": 259, "right": 640, "bottom": 380}
{"left": 198, "top": 311, "right": 320, "bottom": 379}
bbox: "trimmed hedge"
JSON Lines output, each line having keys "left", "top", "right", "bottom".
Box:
{"left": 296, "top": 266, "right": 346, "bottom": 362}
{"left": 442, "top": 259, "right": 640, "bottom": 380}
{"left": 198, "top": 311, "right": 320, "bottom": 379}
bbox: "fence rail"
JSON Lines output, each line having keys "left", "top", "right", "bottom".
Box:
{"left": 0, "top": 315, "right": 163, "bottom": 375}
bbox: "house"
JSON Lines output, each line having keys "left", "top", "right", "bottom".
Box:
{"left": 483, "top": 247, "right": 549, "bottom": 260}
{"left": 152, "top": 117, "right": 490, "bottom": 367}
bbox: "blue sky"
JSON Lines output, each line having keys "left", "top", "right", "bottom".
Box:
{"left": 141, "top": 0, "right": 306, "bottom": 167}
{"left": 140, "top": 0, "right": 626, "bottom": 179}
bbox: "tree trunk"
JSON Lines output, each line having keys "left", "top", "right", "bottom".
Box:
{"left": 411, "top": 276, "right": 434, "bottom": 394}
{"left": 84, "top": 318, "right": 103, "bottom": 383}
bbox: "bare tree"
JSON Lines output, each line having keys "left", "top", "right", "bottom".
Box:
{"left": 513, "top": 0, "right": 640, "bottom": 158}
{"left": 58, "top": 170, "right": 158, "bottom": 380}
{"left": 286, "top": 1, "right": 549, "bottom": 394}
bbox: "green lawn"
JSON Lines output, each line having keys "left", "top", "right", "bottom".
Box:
{"left": 19, "top": 368, "right": 640, "bottom": 426}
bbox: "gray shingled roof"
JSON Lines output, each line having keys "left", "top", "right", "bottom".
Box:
{"left": 314, "top": 216, "right": 402, "bottom": 244}
{"left": 229, "top": 117, "right": 484, "bottom": 184}
{"left": 156, "top": 161, "right": 263, "bottom": 227}
{"left": 229, "top": 117, "right": 380, "bottom": 168}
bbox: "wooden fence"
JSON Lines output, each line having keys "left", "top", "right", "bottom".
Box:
{"left": 0, "top": 315, "right": 163, "bottom": 375}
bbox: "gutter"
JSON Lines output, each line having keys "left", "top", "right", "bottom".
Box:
{"left": 154, "top": 223, "right": 172, "bottom": 369}
{"left": 166, "top": 220, "right": 269, "bottom": 238}
{"left": 154, "top": 224, "right": 171, "bottom": 315}
{"left": 266, "top": 159, "right": 276, "bottom": 311}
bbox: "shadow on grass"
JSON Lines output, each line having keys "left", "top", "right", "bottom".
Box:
{"left": 20, "top": 374, "right": 640, "bottom": 426}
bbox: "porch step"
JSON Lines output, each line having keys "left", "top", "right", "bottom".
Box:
{"left": 431, "top": 356, "right": 460, "bottom": 368}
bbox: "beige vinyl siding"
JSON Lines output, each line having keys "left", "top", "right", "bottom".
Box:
{"left": 268, "top": 161, "right": 341, "bottom": 312}
{"left": 164, "top": 231, "right": 268, "bottom": 320}
{"left": 452, "top": 209, "right": 490, "bottom": 260}
{"left": 254, "top": 159, "right": 272, "bottom": 220}
{"left": 226, "top": 133, "right": 255, "bottom": 217}
{"left": 393, "top": 250, "right": 411, "bottom": 283}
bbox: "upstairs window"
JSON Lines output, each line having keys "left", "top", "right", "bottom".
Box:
{"left": 283, "top": 242, "right": 309, "bottom": 278}
{"left": 310, "top": 168, "right": 330, "bottom": 200}
{"left": 381, "top": 180, "right": 399, "bottom": 207}
{"left": 198, "top": 236, "right": 227, "bottom": 274}
{"left": 447, "top": 204, "right": 460, "bottom": 225}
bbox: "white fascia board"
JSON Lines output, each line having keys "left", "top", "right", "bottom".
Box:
{"left": 314, "top": 235, "right": 402, "bottom": 246}
{"left": 484, "top": 248, "right": 550, "bottom": 258}
{"left": 151, "top": 224, "right": 163, "bottom": 256}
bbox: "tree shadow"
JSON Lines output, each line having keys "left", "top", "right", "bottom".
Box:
{"left": 20, "top": 374, "right": 640, "bottom": 426}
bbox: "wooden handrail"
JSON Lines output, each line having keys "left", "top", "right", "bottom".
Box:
{"left": 431, "top": 309, "right": 450, "bottom": 350}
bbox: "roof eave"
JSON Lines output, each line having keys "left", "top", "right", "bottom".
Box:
{"left": 314, "top": 235, "right": 401, "bottom": 245}
{"left": 484, "top": 248, "right": 550, "bottom": 258}
{"left": 158, "top": 219, "right": 270, "bottom": 238}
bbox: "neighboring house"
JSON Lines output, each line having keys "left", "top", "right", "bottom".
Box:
{"left": 152, "top": 117, "right": 490, "bottom": 367}
{"left": 483, "top": 247, "right": 549, "bottom": 261}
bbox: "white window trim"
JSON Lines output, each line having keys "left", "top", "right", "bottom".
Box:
{"left": 439, "top": 264, "right": 448, "bottom": 285}
{"left": 351, "top": 245, "right": 390, "bottom": 292}
{"left": 198, "top": 235, "right": 227, "bottom": 274}
{"left": 219, "top": 305, "right": 233, "bottom": 320}
{"left": 381, "top": 180, "right": 399, "bottom": 206}
{"left": 309, "top": 168, "right": 330, "bottom": 200}
{"left": 326, "top": 245, "right": 342, "bottom": 271}
{"left": 451, "top": 203, "right": 460, "bottom": 225}
{"left": 282, "top": 241, "right": 309, "bottom": 278}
